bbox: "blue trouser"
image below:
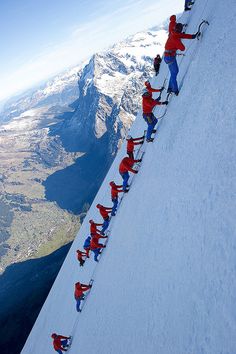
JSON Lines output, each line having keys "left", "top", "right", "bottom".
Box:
{"left": 75, "top": 294, "right": 85, "bottom": 312}
{"left": 143, "top": 113, "right": 158, "bottom": 140}
{"left": 164, "top": 56, "right": 179, "bottom": 93}
{"left": 92, "top": 248, "right": 102, "bottom": 261}
{"left": 120, "top": 172, "right": 130, "bottom": 191}
{"left": 112, "top": 197, "right": 118, "bottom": 215}
{"left": 101, "top": 218, "right": 109, "bottom": 233}
{"left": 55, "top": 340, "right": 69, "bottom": 353}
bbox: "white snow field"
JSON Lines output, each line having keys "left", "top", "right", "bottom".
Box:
{"left": 22, "top": 0, "right": 236, "bottom": 353}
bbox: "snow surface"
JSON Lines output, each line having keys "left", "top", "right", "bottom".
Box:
{"left": 42, "top": 66, "right": 83, "bottom": 96}
{"left": 93, "top": 29, "right": 168, "bottom": 100}
{"left": 22, "top": 1, "right": 236, "bottom": 353}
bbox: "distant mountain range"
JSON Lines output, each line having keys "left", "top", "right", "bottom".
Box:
{"left": 0, "top": 65, "right": 82, "bottom": 124}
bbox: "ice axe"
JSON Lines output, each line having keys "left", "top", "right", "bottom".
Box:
{"left": 197, "top": 20, "right": 209, "bottom": 39}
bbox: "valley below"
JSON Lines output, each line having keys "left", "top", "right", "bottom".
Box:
{"left": 0, "top": 107, "right": 82, "bottom": 273}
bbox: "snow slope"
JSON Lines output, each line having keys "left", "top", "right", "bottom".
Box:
{"left": 22, "top": 1, "right": 236, "bottom": 353}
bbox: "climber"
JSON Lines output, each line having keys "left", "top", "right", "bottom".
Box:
{"left": 144, "top": 80, "right": 164, "bottom": 94}
{"left": 109, "top": 181, "right": 123, "bottom": 215}
{"left": 74, "top": 281, "right": 92, "bottom": 312}
{"left": 169, "top": 15, "right": 177, "bottom": 34}
{"left": 168, "top": 15, "right": 186, "bottom": 37}
{"left": 119, "top": 156, "right": 142, "bottom": 191}
{"left": 153, "top": 54, "right": 162, "bottom": 76}
{"left": 142, "top": 91, "right": 168, "bottom": 142}
{"left": 96, "top": 204, "right": 113, "bottom": 233}
{"left": 90, "top": 232, "right": 108, "bottom": 261}
{"left": 164, "top": 22, "right": 199, "bottom": 95}
{"left": 76, "top": 249, "right": 88, "bottom": 267}
{"left": 126, "top": 135, "right": 144, "bottom": 160}
{"left": 83, "top": 235, "right": 91, "bottom": 258}
{"left": 51, "top": 333, "right": 71, "bottom": 353}
{"left": 89, "top": 219, "right": 103, "bottom": 235}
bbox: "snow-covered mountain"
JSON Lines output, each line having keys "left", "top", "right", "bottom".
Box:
{"left": 1, "top": 28, "right": 166, "bottom": 133}
{"left": 21, "top": 0, "right": 236, "bottom": 353}
{"left": 47, "top": 28, "right": 167, "bottom": 152}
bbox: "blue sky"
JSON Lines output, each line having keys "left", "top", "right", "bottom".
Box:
{"left": 0, "top": 0, "right": 183, "bottom": 101}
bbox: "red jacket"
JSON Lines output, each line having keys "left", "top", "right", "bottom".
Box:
{"left": 90, "top": 221, "right": 103, "bottom": 234}
{"left": 165, "top": 32, "right": 193, "bottom": 56}
{"left": 169, "top": 15, "right": 176, "bottom": 34}
{"left": 145, "top": 81, "right": 161, "bottom": 93}
{"left": 126, "top": 137, "right": 143, "bottom": 153}
{"left": 92, "top": 232, "right": 107, "bottom": 242}
{"left": 53, "top": 335, "right": 69, "bottom": 351}
{"left": 97, "top": 205, "right": 112, "bottom": 219}
{"left": 74, "top": 282, "right": 91, "bottom": 298}
{"left": 110, "top": 183, "right": 123, "bottom": 199}
{"left": 90, "top": 237, "right": 105, "bottom": 251}
{"left": 142, "top": 95, "right": 161, "bottom": 114}
{"left": 76, "top": 250, "right": 87, "bottom": 261}
{"left": 119, "top": 157, "right": 140, "bottom": 174}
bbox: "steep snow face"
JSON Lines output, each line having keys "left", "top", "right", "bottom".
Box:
{"left": 22, "top": 1, "right": 236, "bottom": 353}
